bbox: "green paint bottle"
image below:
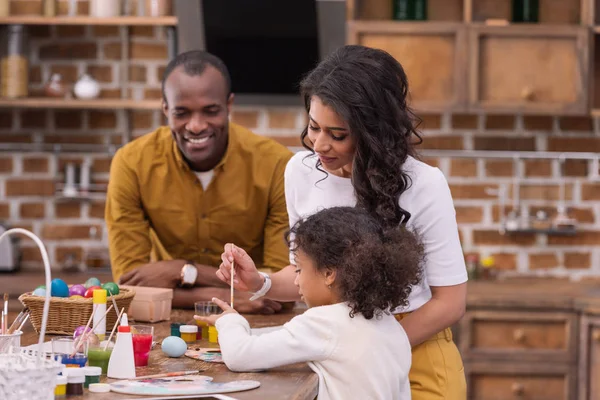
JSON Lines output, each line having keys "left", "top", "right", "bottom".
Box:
{"left": 413, "top": 0, "right": 427, "bottom": 21}
{"left": 512, "top": 0, "right": 539, "bottom": 23}
{"left": 393, "top": 0, "right": 413, "bottom": 21}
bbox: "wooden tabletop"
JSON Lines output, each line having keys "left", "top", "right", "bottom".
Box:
{"left": 16, "top": 309, "right": 318, "bottom": 400}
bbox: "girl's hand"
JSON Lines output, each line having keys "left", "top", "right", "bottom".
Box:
{"left": 217, "top": 243, "right": 265, "bottom": 293}
{"left": 194, "top": 297, "right": 238, "bottom": 326}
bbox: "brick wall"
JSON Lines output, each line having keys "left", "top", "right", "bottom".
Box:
{"left": 2, "top": 0, "right": 599, "bottom": 278}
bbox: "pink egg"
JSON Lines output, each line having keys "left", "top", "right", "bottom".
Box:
{"left": 69, "top": 284, "right": 86, "bottom": 297}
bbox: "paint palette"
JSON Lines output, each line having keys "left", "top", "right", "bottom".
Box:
{"left": 185, "top": 348, "right": 224, "bottom": 363}
{"left": 109, "top": 376, "right": 260, "bottom": 396}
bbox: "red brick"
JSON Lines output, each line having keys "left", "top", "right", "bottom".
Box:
{"left": 55, "top": 203, "right": 82, "bottom": 218}
{"left": 489, "top": 253, "right": 517, "bottom": 270}
{"left": 45, "top": 134, "right": 106, "bottom": 145}
{"left": 55, "top": 246, "right": 83, "bottom": 264}
{"left": 473, "top": 230, "right": 536, "bottom": 246}
{"left": 19, "top": 202, "right": 45, "bottom": 219}
{"left": 157, "top": 65, "right": 167, "bottom": 82}
{"left": 22, "top": 157, "right": 49, "bottom": 173}
{"left": 268, "top": 110, "right": 297, "bottom": 130}
{"left": 56, "top": 26, "right": 86, "bottom": 38}
{"left": 6, "top": 179, "right": 54, "bottom": 196}
{"left": 102, "top": 42, "right": 122, "bottom": 60}
{"left": 525, "top": 206, "right": 594, "bottom": 225}
{"left": 54, "top": 111, "right": 83, "bottom": 129}
{"left": 131, "top": 111, "right": 153, "bottom": 130}
{"left": 87, "top": 65, "right": 113, "bottom": 83}
{"left": 20, "top": 246, "right": 43, "bottom": 262}
{"left": 130, "top": 26, "right": 154, "bottom": 37}
{"left": 417, "top": 114, "right": 441, "bottom": 130}
{"left": 41, "top": 224, "right": 102, "bottom": 240}
{"left": 39, "top": 43, "right": 98, "bottom": 60}
{"left": 449, "top": 159, "right": 477, "bottom": 177}
{"left": 10, "top": 0, "right": 41, "bottom": 15}
{"left": 548, "top": 231, "right": 600, "bottom": 246}
{"left": 455, "top": 206, "right": 484, "bottom": 224}
{"left": 485, "top": 115, "right": 515, "bottom": 130}
{"left": 89, "top": 111, "right": 117, "bottom": 129}
{"left": 49, "top": 65, "right": 79, "bottom": 83}
{"left": 91, "top": 26, "right": 120, "bottom": 37}
{"left": 523, "top": 115, "right": 553, "bottom": 131}
{"left": 0, "top": 158, "right": 13, "bottom": 172}
{"left": 449, "top": 184, "right": 498, "bottom": 200}
{"left": 529, "top": 253, "right": 559, "bottom": 270}
{"left": 420, "top": 136, "right": 464, "bottom": 150}
{"left": 89, "top": 201, "right": 106, "bottom": 219}
{"left": 130, "top": 43, "right": 168, "bottom": 60}
{"left": 520, "top": 184, "right": 573, "bottom": 201}
{"left": 92, "top": 157, "right": 112, "bottom": 173}
{"left": 144, "top": 89, "right": 162, "bottom": 100}
{"left": 0, "top": 203, "right": 9, "bottom": 219}
{"left": 474, "top": 136, "right": 535, "bottom": 151}
{"left": 99, "top": 89, "right": 121, "bottom": 99}
{"left": 564, "top": 252, "right": 591, "bottom": 269}
{"left": 559, "top": 116, "right": 593, "bottom": 132}
{"left": 30, "top": 65, "right": 42, "bottom": 84}
{"left": 0, "top": 134, "right": 32, "bottom": 143}
{"left": 129, "top": 65, "right": 147, "bottom": 82}
{"left": 21, "top": 110, "right": 47, "bottom": 129}
{"left": 548, "top": 138, "right": 600, "bottom": 152}
{"left": 0, "top": 110, "right": 13, "bottom": 128}
{"left": 232, "top": 111, "right": 259, "bottom": 129}
{"left": 269, "top": 136, "right": 302, "bottom": 147}
{"left": 524, "top": 160, "right": 552, "bottom": 177}
{"left": 564, "top": 160, "right": 587, "bottom": 177}
{"left": 451, "top": 114, "right": 478, "bottom": 130}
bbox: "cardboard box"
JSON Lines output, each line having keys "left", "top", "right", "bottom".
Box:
{"left": 120, "top": 285, "right": 173, "bottom": 323}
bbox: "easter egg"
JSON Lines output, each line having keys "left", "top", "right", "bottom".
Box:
{"left": 50, "top": 279, "right": 69, "bottom": 298}
{"left": 101, "top": 282, "right": 119, "bottom": 296}
{"left": 69, "top": 284, "right": 86, "bottom": 297}
{"left": 84, "top": 277, "right": 101, "bottom": 289}
{"left": 70, "top": 295, "right": 84, "bottom": 300}
{"left": 161, "top": 336, "right": 187, "bottom": 358}
{"left": 73, "top": 325, "right": 93, "bottom": 339}
{"left": 35, "top": 285, "right": 46, "bottom": 290}
{"left": 84, "top": 286, "right": 101, "bottom": 298}
{"left": 32, "top": 287, "right": 46, "bottom": 297}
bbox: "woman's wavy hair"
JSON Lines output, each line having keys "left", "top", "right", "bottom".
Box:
{"left": 287, "top": 206, "right": 424, "bottom": 319}
{"left": 299, "top": 45, "right": 423, "bottom": 227}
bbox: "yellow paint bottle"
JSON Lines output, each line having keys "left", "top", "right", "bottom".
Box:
{"left": 208, "top": 326, "right": 218, "bottom": 343}
{"left": 179, "top": 325, "right": 198, "bottom": 344}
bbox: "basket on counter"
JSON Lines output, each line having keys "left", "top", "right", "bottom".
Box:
{"left": 18, "top": 288, "right": 136, "bottom": 335}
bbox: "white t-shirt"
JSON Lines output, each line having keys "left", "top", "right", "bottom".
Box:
{"left": 195, "top": 170, "right": 214, "bottom": 190}
{"left": 216, "top": 303, "right": 411, "bottom": 400}
{"left": 284, "top": 151, "right": 468, "bottom": 313}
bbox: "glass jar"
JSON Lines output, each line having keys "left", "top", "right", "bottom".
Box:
{"left": 1, "top": 25, "right": 29, "bottom": 98}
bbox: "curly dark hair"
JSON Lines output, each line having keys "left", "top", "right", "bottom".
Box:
{"left": 288, "top": 207, "right": 424, "bottom": 320}
{"left": 299, "top": 45, "right": 423, "bottom": 228}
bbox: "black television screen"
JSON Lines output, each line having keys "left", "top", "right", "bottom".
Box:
{"left": 201, "top": 0, "right": 320, "bottom": 96}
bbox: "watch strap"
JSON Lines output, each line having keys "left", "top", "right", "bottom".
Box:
{"left": 249, "top": 272, "right": 271, "bottom": 301}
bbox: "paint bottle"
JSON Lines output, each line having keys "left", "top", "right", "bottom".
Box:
{"left": 413, "top": 0, "right": 427, "bottom": 20}
{"left": 83, "top": 366, "right": 102, "bottom": 388}
{"left": 54, "top": 375, "right": 67, "bottom": 397}
{"left": 180, "top": 325, "right": 197, "bottom": 344}
{"left": 92, "top": 289, "right": 107, "bottom": 341}
{"left": 65, "top": 369, "right": 85, "bottom": 396}
{"left": 208, "top": 326, "right": 218, "bottom": 343}
{"left": 107, "top": 313, "right": 136, "bottom": 379}
{"left": 392, "top": 0, "right": 413, "bottom": 20}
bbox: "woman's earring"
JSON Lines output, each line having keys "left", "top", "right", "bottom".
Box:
{"left": 327, "top": 284, "right": 332, "bottom": 289}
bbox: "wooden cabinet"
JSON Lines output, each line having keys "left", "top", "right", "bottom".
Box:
{"left": 578, "top": 315, "right": 600, "bottom": 400}
{"left": 347, "top": 22, "right": 467, "bottom": 112}
{"left": 346, "top": 0, "right": 593, "bottom": 115}
{"left": 468, "top": 25, "right": 589, "bottom": 115}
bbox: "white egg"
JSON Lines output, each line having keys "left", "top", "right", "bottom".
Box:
{"left": 32, "top": 287, "right": 46, "bottom": 297}
{"left": 161, "top": 336, "right": 187, "bottom": 358}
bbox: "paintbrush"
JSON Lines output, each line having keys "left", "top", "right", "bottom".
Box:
{"left": 128, "top": 370, "right": 205, "bottom": 381}
{"left": 231, "top": 259, "right": 235, "bottom": 309}
{"left": 105, "top": 287, "right": 120, "bottom": 320}
{"left": 71, "top": 304, "right": 114, "bottom": 356}
{"left": 7, "top": 308, "right": 29, "bottom": 334}
{"left": 104, "top": 307, "right": 125, "bottom": 351}
{"left": 17, "top": 313, "right": 29, "bottom": 332}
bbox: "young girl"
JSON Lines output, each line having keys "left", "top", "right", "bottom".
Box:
{"left": 196, "top": 206, "right": 424, "bottom": 400}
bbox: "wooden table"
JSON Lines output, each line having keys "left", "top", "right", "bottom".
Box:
{"left": 16, "top": 309, "right": 318, "bottom": 400}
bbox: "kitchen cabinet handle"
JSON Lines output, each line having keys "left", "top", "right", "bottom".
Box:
{"left": 513, "top": 328, "right": 526, "bottom": 342}
{"left": 511, "top": 382, "right": 525, "bottom": 396}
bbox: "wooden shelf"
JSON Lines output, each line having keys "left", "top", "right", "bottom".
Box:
{"left": 0, "top": 16, "right": 177, "bottom": 26}
{"left": 0, "top": 98, "right": 161, "bottom": 110}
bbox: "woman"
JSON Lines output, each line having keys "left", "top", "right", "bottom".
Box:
{"left": 218, "top": 44, "right": 467, "bottom": 399}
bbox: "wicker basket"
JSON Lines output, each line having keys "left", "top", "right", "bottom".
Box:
{"left": 19, "top": 288, "right": 136, "bottom": 335}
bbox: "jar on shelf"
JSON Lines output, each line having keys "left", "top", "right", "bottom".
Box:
{"left": 90, "top": 0, "right": 121, "bottom": 18}
{"left": 1, "top": 25, "right": 29, "bottom": 99}
{"left": 0, "top": 0, "right": 9, "bottom": 17}
{"left": 145, "top": 0, "right": 171, "bottom": 17}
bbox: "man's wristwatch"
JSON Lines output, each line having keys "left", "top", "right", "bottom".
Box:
{"left": 180, "top": 261, "right": 198, "bottom": 288}
{"left": 249, "top": 272, "right": 272, "bottom": 301}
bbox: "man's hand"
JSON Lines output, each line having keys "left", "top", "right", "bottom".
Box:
{"left": 119, "top": 260, "right": 183, "bottom": 288}
{"left": 194, "top": 297, "right": 238, "bottom": 326}
{"left": 233, "top": 290, "right": 283, "bottom": 315}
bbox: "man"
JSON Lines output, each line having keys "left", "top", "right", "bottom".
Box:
{"left": 106, "top": 50, "right": 293, "bottom": 313}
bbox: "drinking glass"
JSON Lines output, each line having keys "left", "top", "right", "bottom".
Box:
{"left": 131, "top": 324, "right": 154, "bottom": 367}
{"left": 194, "top": 301, "right": 223, "bottom": 340}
